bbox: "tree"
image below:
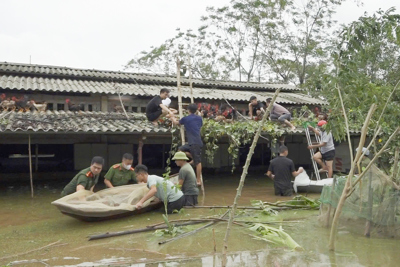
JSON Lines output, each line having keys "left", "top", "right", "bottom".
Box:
{"left": 125, "top": 0, "right": 345, "bottom": 85}
{"left": 318, "top": 8, "right": 400, "bottom": 251}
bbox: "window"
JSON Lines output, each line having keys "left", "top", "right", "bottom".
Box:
{"left": 47, "top": 103, "right": 54, "bottom": 111}
{"left": 132, "top": 107, "right": 138, "bottom": 112}
{"left": 57, "top": 104, "right": 65, "bottom": 111}
{"left": 88, "top": 104, "right": 93, "bottom": 111}
{"left": 140, "top": 107, "right": 146, "bottom": 113}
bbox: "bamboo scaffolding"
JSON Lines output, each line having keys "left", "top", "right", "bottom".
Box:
{"left": 28, "top": 134, "right": 34, "bottom": 198}
{"left": 221, "top": 88, "right": 281, "bottom": 266}
{"left": 176, "top": 57, "right": 185, "bottom": 145}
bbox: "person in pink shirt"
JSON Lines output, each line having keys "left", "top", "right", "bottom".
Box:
{"left": 266, "top": 98, "right": 296, "bottom": 131}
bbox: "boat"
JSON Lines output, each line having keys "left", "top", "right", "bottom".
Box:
{"left": 52, "top": 184, "right": 162, "bottom": 222}
{"left": 293, "top": 171, "right": 334, "bottom": 194}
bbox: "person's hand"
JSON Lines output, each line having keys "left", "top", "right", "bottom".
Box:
{"left": 197, "top": 180, "right": 202, "bottom": 186}
{"left": 298, "top": 167, "right": 304, "bottom": 173}
{"left": 307, "top": 145, "right": 314, "bottom": 150}
{"left": 136, "top": 202, "right": 143, "bottom": 209}
{"left": 271, "top": 174, "right": 275, "bottom": 180}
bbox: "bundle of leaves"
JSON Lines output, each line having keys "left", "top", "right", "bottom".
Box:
{"left": 251, "top": 195, "right": 321, "bottom": 210}
{"left": 248, "top": 223, "right": 302, "bottom": 251}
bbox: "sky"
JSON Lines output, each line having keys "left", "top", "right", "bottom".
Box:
{"left": 1, "top": 0, "right": 399, "bottom": 72}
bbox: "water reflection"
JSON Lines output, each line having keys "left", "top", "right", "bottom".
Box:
{"left": 1, "top": 173, "right": 399, "bottom": 266}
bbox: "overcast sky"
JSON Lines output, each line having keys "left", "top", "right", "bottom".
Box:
{"left": 1, "top": 0, "right": 399, "bottom": 72}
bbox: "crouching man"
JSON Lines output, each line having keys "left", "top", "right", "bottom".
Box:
{"left": 173, "top": 151, "right": 199, "bottom": 206}
{"left": 134, "top": 164, "right": 185, "bottom": 214}
{"left": 61, "top": 156, "right": 104, "bottom": 197}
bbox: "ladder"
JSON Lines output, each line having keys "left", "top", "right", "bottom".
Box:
{"left": 305, "top": 125, "right": 324, "bottom": 181}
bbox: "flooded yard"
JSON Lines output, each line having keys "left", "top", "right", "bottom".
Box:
{"left": 1, "top": 172, "right": 399, "bottom": 266}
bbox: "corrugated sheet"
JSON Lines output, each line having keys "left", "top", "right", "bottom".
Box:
{"left": 0, "top": 62, "right": 298, "bottom": 91}
{"left": 0, "top": 111, "right": 169, "bottom": 133}
{"left": 0, "top": 74, "right": 326, "bottom": 105}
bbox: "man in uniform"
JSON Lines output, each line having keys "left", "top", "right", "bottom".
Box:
{"left": 248, "top": 96, "right": 265, "bottom": 120}
{"left": 134, "top": 164, "right": 185, "bottom": 214}
{"left": 172, "top": 151, "right": 199, "bottom": 206}
{"left": 61, "top": 156, "right": 104, "bottom": 196}
{"left": 266, "top": 146, "right": 303, "bottom": 196}
{"left": 146, "top": 88, "right": 176, "bottom": 125}
{"left": 104, "top": 153, "right": 136, "bottom": 188}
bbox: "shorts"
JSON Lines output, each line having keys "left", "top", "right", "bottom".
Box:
{"left": 270, "top": 113, "right": 291, "bottom": 122}
{"left": 274, "top": 186, "right": 293, "bottom": 196}
{"left": 179, "top": 144, "right": 202, "bottom": 166}
{"left": 322, "top": 150, "right": 335, "bottom": 161}
{"left": 183, "top": 195, "right": 198, "bottom": 206}
{"left": 146, "top": 110, "right": 162, "bottom": 122}
{"left": 166, "top": 195, "right": 185, "bottom": 214}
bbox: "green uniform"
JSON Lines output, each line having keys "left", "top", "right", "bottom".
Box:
{"left": 61, "top": 167, "right": 99, "bottom": 197}
{"left": 104, "top": 163, "right": 137, "bottom": 186}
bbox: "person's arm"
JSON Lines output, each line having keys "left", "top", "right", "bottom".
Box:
{"left": 136, "top": 185, "right": 157, "bottom": 209}
{"left": 159, "top": 103, "right": 174, "bottom": 117}
{"left": 76, "top": 174, "right": 88, "bottom": 192}
{"left": 292, "top": 167, "right": 304, "bottom": 177}
{"left": 308, "top": 125, "right": 321, "bottom": 136}
{"left": 308, "top": 142, "right": 327, "bottom": 150}
{"left": 266, "top": 170, "right": 275, "bottom": 180}
{"left": 76, "top": 184, "right": 85, "bottom": 192}
{"left": 248, "top": 103, "right": 253, "bottom": 119}
{"left": 104, "top": 179, "right": 114, "bottom": 188}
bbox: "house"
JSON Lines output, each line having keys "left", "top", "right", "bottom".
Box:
{"left": 0, "top": 62, "right": 354, "bottom": 176}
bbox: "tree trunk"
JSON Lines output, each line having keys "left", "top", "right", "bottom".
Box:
{"left": 221, "top": 88, "right": 281, "bottom": 266}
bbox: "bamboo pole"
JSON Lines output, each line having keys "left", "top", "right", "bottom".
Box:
{"left": 176, "top": 57, "right": 185, "bottom": 145}
{"left": 188, "top": 56, "right": 194, "bottom": 104}
{"left": 221, "top": 88, "right": 281, "bottom": 266}
{"left": 28, "top": 134, "right": 34, "bottom": 198}
{"left": 88, "top": 221, "right": 207, "bottom": 241}
{"left": 328, "top": 100, "right": 376, "bottom": 251}
{"left": 159, "top": 210, "right": 229, "bottom": 245}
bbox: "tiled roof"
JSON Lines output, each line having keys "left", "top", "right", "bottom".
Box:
{"left": 0, "top": 62, "right": 298, "bottom": 91}
{"left": 0, "top": 111, "right": 169, "bottom": 133}
{"left": 0, "top": 62, "right": 326, "bottom": 105}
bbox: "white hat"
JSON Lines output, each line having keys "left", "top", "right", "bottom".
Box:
{"left": 162, "top": 98, "right": 171, "bottom": 107}
{"left": 356, "top": 147, "right": 370, "bottom": 156}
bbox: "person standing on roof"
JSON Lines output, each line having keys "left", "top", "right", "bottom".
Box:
{"left": 265, "top": 98, "right": 296, "bottom": 131}
{"left": 146, "top": 88, "right": 176, "bottom": 126}
{"left": 104, "top": 153, "right": 137, "bottom": 188}
{"left": 171, "top": 103, "right": 203, "bottom": 186}
{"left": 248, "top": 96, "right": 265, "bottom": 120}
{"left": 61, "top": 156, "right": 104, "bottom": 196}
{"left": 266, "top": 145, "right": 304, "bottom": 196}
{"left": 307, "top": 120, "right": 335, "bottom": 178}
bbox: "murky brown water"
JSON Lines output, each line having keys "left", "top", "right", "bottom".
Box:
{"left": 1, "top": 172, "right": 400, "bottom": 266}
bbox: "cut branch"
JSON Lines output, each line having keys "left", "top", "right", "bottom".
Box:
{"left": 221, "top": 88, "right": 281, "bottom": 266}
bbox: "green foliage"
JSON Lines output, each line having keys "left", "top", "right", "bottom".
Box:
{"left": 201, "top": 118, "right": 286, "bottom": 171}
{"left": 316, "top": 8, "right": 400, "bottom": 170}
{"left": 125, "top": 0, "right": 344, "bottom": 84}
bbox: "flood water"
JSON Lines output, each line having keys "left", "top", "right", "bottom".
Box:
{"left": 1, "top": 171, "right": 400, "bottom": 266}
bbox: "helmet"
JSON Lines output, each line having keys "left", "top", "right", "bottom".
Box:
{"left": 317, "top": 120, "right": 327, "bottom": 127}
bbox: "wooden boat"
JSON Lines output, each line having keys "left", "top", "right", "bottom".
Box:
{"left": 52, "top": 184, "right": 162, "bottom": 222}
